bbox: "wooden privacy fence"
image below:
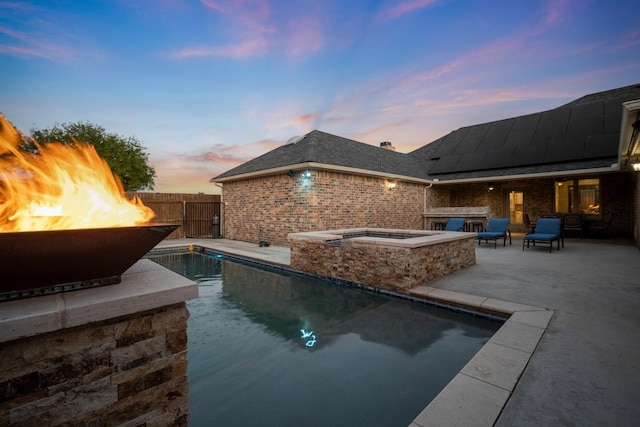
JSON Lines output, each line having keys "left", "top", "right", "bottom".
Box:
{"left": 126, "top": 193, "right": 222, "bottom": 239}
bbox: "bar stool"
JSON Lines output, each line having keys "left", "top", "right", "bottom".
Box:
{"left": 468, "top": 220, "right": 484, "bottom": 232}
{"left": 431, "top": 221, "right": 447, "bottom": 230}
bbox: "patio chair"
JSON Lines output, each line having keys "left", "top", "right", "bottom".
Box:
{"left": 524, "top": 212, "right": 536, "bottom": 233}
{"left": 444, "top": 217, "right": 466, "bottom": 232}
{"left": 523, "top": 218, "right": 562, "bottom": 253}
{"left": 562, "top": 213, "right": 583, "bottom": 239}
{"left": 585, "top": 213, "right": 613, "bottom": 238}
{"left": 476, "top": 218, "right": 511, "bottom": 248}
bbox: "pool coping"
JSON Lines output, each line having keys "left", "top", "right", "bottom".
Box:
{"left": 150, "top": 242, "right": 552, "bottom": 427}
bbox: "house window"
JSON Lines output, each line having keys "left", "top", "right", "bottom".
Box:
{"left": 555, "top": 178, "right": 600, "bottom": 216}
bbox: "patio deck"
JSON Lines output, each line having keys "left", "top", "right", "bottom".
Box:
{"left": 155, "top": 235, "right": 640, "bottom": 426}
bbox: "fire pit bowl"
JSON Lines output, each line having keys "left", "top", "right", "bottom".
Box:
{"left": 0, "top": 223, "right": 179, "bottom": 301}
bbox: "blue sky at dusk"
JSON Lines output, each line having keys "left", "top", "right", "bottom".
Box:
{"left": 2, "top": 0, "right": 639, "bottom": 193}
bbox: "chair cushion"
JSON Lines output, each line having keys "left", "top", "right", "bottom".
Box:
{"left": 477, "top": 232, "right": 505, "bottom": 239}
{"left": 533, "top": 218, "right": 561, "bottom": 234}
{"left": 486, "top": 218, "right": 509, "bottom": 233}
{"left": 524, "top": 233, "right": 558, "bottom": 241}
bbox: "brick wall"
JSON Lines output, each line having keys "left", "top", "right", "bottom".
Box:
{"left": 223, "top": 170, "right": 424, "bottom": 246}
{"left": 426, "top": 173, "right": 635, "bottom": 237}
{"left": 634, "top": 172, "right": 640, "bottom": 247}
{"left": 0, "top": 303, "right": 190, "bottom": 426}
{"left": 222, "top": 171, "right": 636, "bottom": 245}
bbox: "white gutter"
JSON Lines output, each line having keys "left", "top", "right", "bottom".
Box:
{"left": 424, "top": 165, "right": 621, "bottom": 185}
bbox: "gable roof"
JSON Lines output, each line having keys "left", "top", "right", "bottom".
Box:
{"left": 211, "top": 130, "right": 427, "bottom": 182}
{"left": 409, "top": 83, "right": 640, "bottom": 181}
{"left": 212, "top": 83, "right": 640, "bottom": 184}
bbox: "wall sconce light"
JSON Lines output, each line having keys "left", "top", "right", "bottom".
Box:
{"left": 287, "top": 170, "right": 295, "bottom": 178}
{"left": 487, "top": 182, "right": 495, "bottom": 192}
{"left": 302, "top": 170, "right": 312, "bottom": 178}
{"left": 387, "top": 180, "right": 397, "bottom": 191}
{"left": 633, "top": 162, "right": 640, "bottom": 171}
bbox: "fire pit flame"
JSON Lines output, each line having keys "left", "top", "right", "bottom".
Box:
{"left": 0, "top": 115, "right": 176, "bottom": 301}
{"left": 0, "top": 114, "right": 155, "bottom": 232}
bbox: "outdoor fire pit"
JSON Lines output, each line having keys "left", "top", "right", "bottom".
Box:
{"left": 0, "top": 222, "right": 179, "bottom": 301}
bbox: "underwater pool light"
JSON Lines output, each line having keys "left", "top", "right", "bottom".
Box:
{"left": 300, "top": 329, "right": 316, "bottom": 347}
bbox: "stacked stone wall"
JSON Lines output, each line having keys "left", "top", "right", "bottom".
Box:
{"left": 289, "top": 236, "right": 476, "bottom": 292}
{"left": 0, "top": 303, "right": 190, "bottom": 426}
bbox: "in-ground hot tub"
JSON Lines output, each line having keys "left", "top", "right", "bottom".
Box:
{"left": 288, "top": 228, "right": 476, "bottom": 292}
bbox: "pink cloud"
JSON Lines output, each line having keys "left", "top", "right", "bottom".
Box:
{"left": 348, "top": 119, "right": 412, "bottom": 142}
{"left": 542, "top": 0, "right": 572, "bottom": 28}
{"left": 171, "top": 38, "right": 270, "bottom": 58}
{"left": 186, "top": 138, "right": 282, "bottom": 165}
{"left": 173, "top": 0, "right": 328, "bottom": 59}
{"left": 0, "top": 2, "right": 38, "bottom": 12}
{"left": 200, "top": 0, "right": 273, "bottom": 33}
{"left": 284, "top": 113, "right": 317, "bottom": 127}
{"left": 376, "top": 0, "right": 439, "bottom": 23}
{"left": 285, "top": 16, "right": 326, "bottom": 56}
{"left": 611, "top": 29, "right": 640, "bottom": 52}
{"left": 0, "top": 25, "right": 74, "bottom": 59}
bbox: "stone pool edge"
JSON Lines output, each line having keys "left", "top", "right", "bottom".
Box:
{"left": 151, "top": 242, "right": 552, "bottom": 427}
{"left": 409, "top": 286, "right": 552, "bottom": 427}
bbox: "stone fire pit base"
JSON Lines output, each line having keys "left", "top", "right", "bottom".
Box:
{"left": 288, "top": 228, "right": 476, "bottom": 293}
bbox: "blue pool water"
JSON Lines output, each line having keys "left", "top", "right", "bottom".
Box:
{"left": 148, "top": 251, "right": 501, "bottom": 427}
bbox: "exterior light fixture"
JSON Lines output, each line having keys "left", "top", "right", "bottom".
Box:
{"left": 302, "top": 170, "right": 312, "bottom": 178}
{"left": 287, "top": 170, "right": 295, "bottom": 178}
{"left": 487, "top": 182, "right": 495, "bottom": 192}
{"left": 387, "top": 180, "right": 396, "bottom": 191}
{"left": 633, "top": 162, "right": 640, "bottom": 171}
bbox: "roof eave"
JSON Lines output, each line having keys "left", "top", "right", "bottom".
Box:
{"left": 428, "top": 164, "right": 621, "bottom": 185}
{"left": 210, "top": 162, "right": 433, "bottom": 184}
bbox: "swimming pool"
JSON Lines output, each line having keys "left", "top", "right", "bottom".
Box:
{"left": 148, "top": 250, "right": 501, "bottom": 426}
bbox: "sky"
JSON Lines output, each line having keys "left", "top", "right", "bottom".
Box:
{"left": 1, "top": 0, "right": 639, "bottom": 194}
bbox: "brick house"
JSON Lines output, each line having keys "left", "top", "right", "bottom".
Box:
{"left": 211, "top": 84, "right": 640, "bottom": 247}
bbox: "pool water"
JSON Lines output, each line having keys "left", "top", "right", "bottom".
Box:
{"left": 148, "top": 251, "right": 500, "bottom": 427}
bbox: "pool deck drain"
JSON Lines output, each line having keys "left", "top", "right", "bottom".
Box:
{"left": 155, "top": 238, "right": 552, "bottom": 426}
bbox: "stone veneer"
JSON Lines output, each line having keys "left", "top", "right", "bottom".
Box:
{"left": 288, "top": 228, "right": 476, "bottom": 292}
{"left": 0, "top": 260, "right": 198, "bottom": 426}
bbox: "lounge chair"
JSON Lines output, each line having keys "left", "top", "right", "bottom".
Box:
{"left": 444, "top": 217, "right": 466, "bottom": 232}
{"left": 476, "top": 218, "right": 511, "bottom": 248}
{"left": 523, "top": 218, "right": 562, "bottom": 253}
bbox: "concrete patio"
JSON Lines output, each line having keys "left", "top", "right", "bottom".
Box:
{"left": 155, "top": 234, "right": 640, "bottom": 426}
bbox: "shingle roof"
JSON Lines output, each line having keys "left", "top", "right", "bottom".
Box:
{"left": 212, "top": 83, "right": 640, "bottom": 183}
{"left": 409, "top": 83, "right": 640, "bottom": 180}
{"left": 211, "top": 130, "right": 426, "bottom": 181}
